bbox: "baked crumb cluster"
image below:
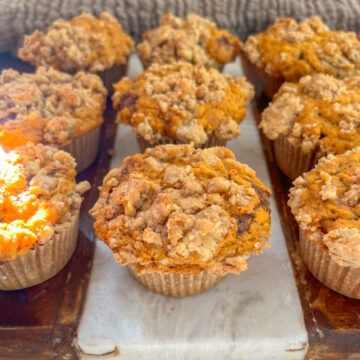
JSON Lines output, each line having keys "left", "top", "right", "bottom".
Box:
{"left": 90, "top": 144, "right": 271, "bottom": 275}
{"left": 0, "top": 67, "right": 107, "bottom": 150}
{"left": 244, "top": 16, "right": 360, "bottom": 81}
{"left": 137, "top": 13, "right": 241, "bottom": 70}
{"left": 0, "top": 143, "right": 90, "bottom": 262}
{"left": 19, "top": 12, "right": 134, "bottom": 73}
{"left": 289, "top": 148, "right": 360, "bottom": 267}
{"left": 260, "top": 74, "right": 360, "bottom": 155}
{"left": 113, "top": 62, "right": 254, "bottom": 146}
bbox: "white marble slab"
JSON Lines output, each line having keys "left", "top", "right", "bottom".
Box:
{"left": 76, "top": 55, "right": 308, "bottom": 360}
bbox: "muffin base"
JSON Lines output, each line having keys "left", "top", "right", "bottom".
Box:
{"left": 240, "top": 53, "right": 283, "bottom": 99}
{"left": 63, "top": 126, "right": 100, "bottom": 173}
{"left": 0, "top": 210, "right": 79, "bottom": 291}
{"left": 299, "top": 230, "right": 360, "bottom": 299}
{"left": 273, "top": 134, "right": 317, "bottom": 180}
{"left": 136, "top": 136, "right": 227, "bottom": 152}
{"left": 98, "top": 63, "right": 128, "bottom": 95}
{"left": 128, "top": 265, "right": 224, "bottom": 297}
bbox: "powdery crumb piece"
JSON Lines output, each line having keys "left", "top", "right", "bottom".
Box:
{"left": 19, "top": 12, "right": 134, "bottom": 73}
{"left": 90, "top": 144, "right": 271, "bottom": 276}
{"left": 260, "top": 73, "right": 360, "bottom": 155}
{"left": 137, "top": 12, "right": 241, "bottom": 69}
{"left": 323, "top": 228, "right": 360, "bottom": 267}
{"left": 0, "top": 143, "right": 90, "bottom": 262}
{"left": 0, "top": 67, "right": 107, "bottom": 150}
{"left": 243, "top": 16, "right": 360, "bottom": 81}
{"left": 112, "top": 62, "right": 254, "bottom": 146}
{"left": 288, "top": 147, "right": 360, "bottom": 263}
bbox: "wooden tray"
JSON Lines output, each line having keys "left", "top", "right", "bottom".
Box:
{"left": 0, "top": 53, "right": 359, "bottom": 359}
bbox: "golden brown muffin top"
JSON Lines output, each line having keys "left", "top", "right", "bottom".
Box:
{"left": 288, "top": 148, "right": 360, "bottom": 267}
{"left": 260, "top": 74, "right": 360, "bottom": 156}
{"left": 243, "top": 16, "right": 360, "bottom": 81}
{"left": 137, "top": 13, "right": 242, "bottom": 70}
{"left": 0, "top": 143, "right": 90, "bottom": 262}
{"left": 18, "top": 12, "right": 134, "bottom": 73}
{"left": 0, "top": 67, "right": 107, "bottom": 151}
{"left": 90, "top": 144, "right": 271, "bottom": 275}
{"left": 113, "top": 62, "right": 254, "bottom": 146}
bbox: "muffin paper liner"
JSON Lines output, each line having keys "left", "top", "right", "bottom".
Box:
{"left": 98, "top": 63, "right": 128, "bottom": 95}
{"left": 128, "top": 265, "right": 224, "bottom": 297}
{"left": 63, "top": 126, "right": 100, "bottom": 173}
{"left": 273, "top": 134, "right": 317, "bottom": 180}
{"left": 0, "top": 210, "right": 79, "bottom": 291}
{"left": 300, "top": 230, "right": 360, "bottom": 299}
{"left": 240, "top": 53, "right": 283, "bottom": 99}
{"left": 136, "top": 135, "right": 227, "bottom": 152}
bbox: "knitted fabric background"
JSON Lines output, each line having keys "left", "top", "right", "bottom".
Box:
{"left": 0, "top": 0, "right": 359, "bottom": 53}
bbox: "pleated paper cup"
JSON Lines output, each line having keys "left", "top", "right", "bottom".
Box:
{"left": 136, "top": 135, "right": 227, "bottom": 153}
{"left": 63, "top": 126, "right": 100, "bottom": 173}
{"left": 273, "top": 134, "right": 318, "bottom": 180}
{"left": 98, "top": 62, "right": 128, "bottom": 96}
{"left": 0, "top": 210, "right": 79, "bottom": 291}
{"left": 128, "top": 265, "right": 224, "bottom": 297}
{"left": 299, "top": 230, "right": 360, "bottom": 299}
{"left": 240, "top": 53, "right": 283, "bottom": 99}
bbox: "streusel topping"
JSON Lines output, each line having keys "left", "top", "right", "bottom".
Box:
{"left": 113, "top": 62, "right": 254, "bottom": 146}
{"left": 137, "top": 13, "right": 241, "bottom": 70}
{"left": 19, "top": 12, "right": 134, "bottom": 73}
{"left": 0, "top": 143, "right": 90, "bottom": 262}
{"left": 260, "top": 74, "right": 360, "bottom": 155}
{"left": 0, "top": 67, "right": 107, "bottom": 150}
{"left": 90, "top": 144, "right": 270, "bottom": 275}
{"left": 244, "top": 16, "right": 360, "bottom": 81}
{"left": 288, "top": 148, "right": 360, "bottom": 267}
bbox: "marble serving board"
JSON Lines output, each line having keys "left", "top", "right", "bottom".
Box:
{"left": 76, "top": 55, "right": 308, "bottom": 360}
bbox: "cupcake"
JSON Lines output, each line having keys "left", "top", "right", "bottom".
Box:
{"left": 0, "top": 143, "right": 90, "bottom": 290}
{"left": 288, "top": 148, "right": 360, "bottom": 299}
{"left": 112, "top": 62, "right": 254, "bottom": 151}
{"left": 242, "top": 16, "right": 360, "bottom": 98}
{"left": 18, "top": 12, "right": 134, "bottom": 93}
{"left": 260, "top": 74, "right": 360, "bottom": 179}
{"left": 90, "top": 144, "right": 271, "bottom": 297}
{"left": 137, "top": 12, "right": 241, "bottom": 70}
{"left": 0, "top": 67, "right": 107, "bottom": 172}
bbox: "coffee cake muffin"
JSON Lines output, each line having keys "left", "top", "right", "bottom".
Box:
{"left": 288, "top": 148, "right": 360, "bottom": 299}
{"left": 260, "top": 74, "right": 360, "bottom": 179}
{"left": 0, "top": 67, "right": 107, "bottom": 171}
{"left": 113, "top": 62, "right": 254, "bottom": 151}
{"left": 90, "top": 144, "right": 271, "bottom": 296}
{"left": 0, "top": 143, "right": 90, "bottom": 290}
{"left": 18, "top": 12, "right": 134, "bottom": 93}
{"left": 243, "top": 16, "right": 360, "bottom": 98}
{"left": 137, "top": 13, "right": 241, "bottom": 70}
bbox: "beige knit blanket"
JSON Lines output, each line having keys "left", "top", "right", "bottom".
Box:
{"left": 0, "top": 0, "right": 359, "bottom": 53}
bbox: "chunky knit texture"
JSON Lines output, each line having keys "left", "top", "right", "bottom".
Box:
{"left": 1, "top": 0, "right": 360, "bottom": 53}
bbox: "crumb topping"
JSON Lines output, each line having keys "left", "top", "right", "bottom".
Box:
{"left": 243, "top": 16, "right": 360, "bottom": 81}
{"left": 0, "top": 67, "right": 107, "bottom": 150}
{"left": 19, "top": 12, "right": 134, "bottom": 73}
{"left": 260, "top": 74, "right": 360, "bottom": 155}
{"left": 90, "top": 144, "right": 271, "bottom": 276}
{"left": 113, "top": 62, "right": 254, "bottom": 146}
{"left": 137, "top": 12, "right": 241, "bottom": 70}
{"left": 288, "top": 148, "right": 360, "bottom": 267}
{"left": 0, "top": 143, "right": 90, "bottom": 262}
